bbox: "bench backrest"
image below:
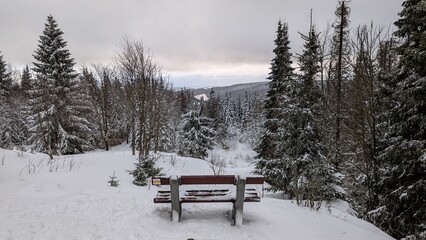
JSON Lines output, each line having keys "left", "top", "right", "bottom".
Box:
{"left": 152, "top": 175, "right": 264, "bottom": 186}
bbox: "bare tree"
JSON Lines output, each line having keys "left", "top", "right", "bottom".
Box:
{"left": 326, "top": 0, "right": 351, "bottom": 169}
{"left": 115, "top": 37, "right": 170, "bottom": 160}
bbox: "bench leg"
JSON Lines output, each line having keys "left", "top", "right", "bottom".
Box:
{"left": 170, "top": 177, "right": 181, "bottom": 222}
{"left": 232, "top": 202, "right": 237, "bottom": 222}
{"left": 233, "top": 177, "right": 246, "bottom": 226}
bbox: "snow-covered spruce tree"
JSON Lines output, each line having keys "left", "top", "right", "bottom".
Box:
{"left": 178, "top": 110, "right": 215, "bottom": 159}
{"left": 255, "top": 21, "right": 294, "bottom": 192}
{"left": 240, "top": 92, "right": 255, "bottom": 144}
{"left": 368, "top": 1, "right": 426, "bottom": 239}
{"left": 78, "top": 68, "right": 103, "bottom": 148}
{"left": 0, "top": 52, "right": 13, "bottom": 148}
{"left": 157, "top": 89, "right": 180, "bottom": 153}
{"left": 4, "top": 67, "right": 30, "bottom": 150}
{"left": 0, "top": 52, "right": 12, "bottom": 100}
{"left": 241, "top": 93, "right": 264, "bottom": 148}
{"left": 21, "top": 65, "right": 31, "bottom": 94}
{"left": 128, "top": 154, "right": 162, "bottom": 186}
{"left": 158, "top": 116, "right": 179, "bottom": 152}
{"left": 0, "top": 56, "right": 30, "bottom": 150}
{"left": 240, "top": 92, "right": 251, "bottom": 133}
{"left": 216, "top": 92, "right": 238, "bottom": 149}
{"left": 205, "top": 88, "right": 220, "bottom": 122}
{"left": 287, "top": 19, "right": 342, "bottom": 206}
{"left": 28, "top": 15, "right": 94, "bottom": 158}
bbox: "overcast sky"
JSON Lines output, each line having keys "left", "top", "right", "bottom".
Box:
{"left": 0, "top": 0, "right": 402, "bottom": 88}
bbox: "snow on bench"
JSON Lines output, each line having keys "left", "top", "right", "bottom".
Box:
{"left": 152, "top": 175, "right": 264, "bottom": 226}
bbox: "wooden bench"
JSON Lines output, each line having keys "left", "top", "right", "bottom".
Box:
{"left": 152, "top": 175, "right": 264, "bottom": 225}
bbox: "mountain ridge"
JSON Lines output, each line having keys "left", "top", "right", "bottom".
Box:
{"left": 193, "top": 81, "right": 268, "bottom": 97}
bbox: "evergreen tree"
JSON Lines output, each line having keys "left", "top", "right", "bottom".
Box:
{"left": 240, "top": 93, "right": 264, "bottom": 147}
{"left": 369, "top": 1, "right": 426, "bottom": 238}
{"left": 178, "top": 110, "right": 215, "bottom": 159}
{"left": 28, "top": 15, "right": 93, "bottom": 158}
{"left": 298, "top": 15, "right": 321, "bottom": 98}
{"left": 255, "top": 20, "right": 294, "bottom": 191}
{"left": 217, "top": 92, "right": 238, "bottom": 148}
{"left": 21, "top": 65, "right": 31, "bottom": 93}
{"left": 158, "top": 117, "right": 179, "bottom": 152}
{"left": 128, "top": 154, "right": 162, "bottom": 186}
{"left": 284, "top": 18, "right": 342, "bottom": 206}
{"left": 157, "top": 87, "right": 179, "bottom": 153}
{"left": 0, "top": 55, "right": 30, "bottom": 150}
{"left": 108, "top": 171, "right": 119, "bottom": 187}
{"left": 240, "top": 92, "right": 251, "bottom": 132}
{"left": 0, "top": 52, "right": 12, "bottom": 148}
{"left": 205, "top": 88, "right": 220, "bottom": 123}
{"left": 0, "top": 52, "right": 12, "bottom": 100}
{"left": 176, "top": 88, "right": 194, "bottom": 115}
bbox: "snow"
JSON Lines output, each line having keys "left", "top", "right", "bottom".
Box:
{"left": 0, "top": 144, "right": 393, "bottom": 240}
{"left": 194, "top": 93, "right": 209, "bottom": 101}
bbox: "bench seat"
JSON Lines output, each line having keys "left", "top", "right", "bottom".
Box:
{"left": 153, "top": 188, "right": 261, "bottom": 203}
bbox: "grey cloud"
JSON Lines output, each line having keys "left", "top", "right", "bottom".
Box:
{"left": 0, "top": 0, "right": 402, "bottom": 86}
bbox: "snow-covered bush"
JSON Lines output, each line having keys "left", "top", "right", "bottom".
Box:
{"left": 128, "top": 154, "right": 162, "bottom": 186}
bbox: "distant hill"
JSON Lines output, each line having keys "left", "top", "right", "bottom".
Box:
{"left": 193, "top": 81, "right": 268, "bottom": 98}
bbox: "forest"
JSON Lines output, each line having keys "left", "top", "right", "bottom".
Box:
{"left": 0, "top": 1, "right": 425, "bottom": 239}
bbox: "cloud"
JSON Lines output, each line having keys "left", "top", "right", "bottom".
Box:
{"left": 0, "top": 0, "right": 402, "bottom": 87}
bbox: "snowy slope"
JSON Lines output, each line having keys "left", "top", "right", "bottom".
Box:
{"left": 0, "top": 144, "right": 393, "bottom": 240}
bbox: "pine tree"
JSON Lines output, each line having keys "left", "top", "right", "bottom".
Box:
{"left": 21, "top": 65, "right": 31, "bottom": 93}
{"left": 240, "top": 93, "right": 264, "bottom": 147}
{"left": 287, "top": 17, "right": 341, "bottom": 205}
{"left": 0, "top": 52, "right": 12, "bottom": 148}
{"left": 298, "top": 15, "right": 321, "bottom": 98}
{"left": 28, "top": 15, "right": 93, "bottom": 158}
{"left": 108, "top": 171, "right": 120, "bottom": 187}
{"left": 255, "top": 20, "right": 294, "bottom": 192}
{"left": 205, "top": 89, "right": 219, "bottom": 119}
{"left": 240, "top": 92, "right": 251, "bottom": 132}
{"left": 178, "top": 110, "right": 215, "bottom": 159}
{"left": 369, "top": 1, "right": 426, "bottom": 238}
{"left": 0, "top": 52, "right": 11, "bottom": 101}
{"left": 128, "top": 154, "right": 162, "bottom": 186}
{"left": 217, "top": 92, "right": 238, "bottom": 148}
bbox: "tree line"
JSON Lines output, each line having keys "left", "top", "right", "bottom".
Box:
{"left": 0, "top": 14, "right": 263, "bottom": 180}
{"left": 254, "top": 1, "right": 424, "bottom": 239}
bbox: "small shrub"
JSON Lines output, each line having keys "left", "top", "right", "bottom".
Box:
{"left": 1, "top": 151, "right": 5, "bottom": 165}
{"left": 108, "top": 171, "right": 119, "bottom": 187}
{"left": 170, "top": 154, "right": 177, "bottom": 166}
{"left": 208, "top": 151, "right": 226, "bottom": 175}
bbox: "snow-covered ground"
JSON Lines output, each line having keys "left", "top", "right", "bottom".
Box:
{"left": 0, "top": 144, "right": 393, "bottom": 240}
